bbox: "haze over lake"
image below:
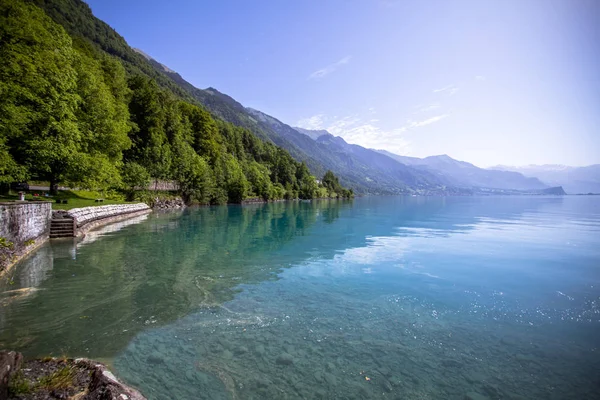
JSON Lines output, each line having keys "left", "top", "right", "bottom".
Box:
{"left": 1, "top": 196, "right": 599, "bottom": 399}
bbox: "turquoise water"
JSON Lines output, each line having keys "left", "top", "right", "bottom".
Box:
{"left": 1, "top": 196, "right": 599, "bottom": 399}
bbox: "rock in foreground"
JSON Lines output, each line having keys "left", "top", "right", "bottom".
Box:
{"left": 1, "top": 351, "right": 145, "bottom": 400}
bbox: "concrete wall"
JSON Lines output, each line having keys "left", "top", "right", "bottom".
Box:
{"left": 64, "top": 203, "right": 150, "bottom": 227}
{"left": 0, "top": 202, "right": 51, "bottom": 245}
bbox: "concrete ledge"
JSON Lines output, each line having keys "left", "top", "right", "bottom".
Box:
{"left": 76, "top": 208, "right": 152, "bottom": 238}
{"left": 64, "top": 203, "right": 151, "bottom": 227}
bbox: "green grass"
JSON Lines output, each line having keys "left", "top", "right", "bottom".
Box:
{"left": 8, "top": 365, "right": 77, "bottom": 396}
{"left": 8, "top": 371, "right": 33, "bottom": 396}
{"left": 0, "top": 189, "right": 134, "bottom": 210}
{"left": 51, "top": 190, "right": 130, "bottom": 210}
{"left": 37, "top": 365, "right": 76, "bottom": 390}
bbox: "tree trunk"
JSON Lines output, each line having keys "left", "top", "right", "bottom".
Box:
{"left": 49, "top": 178, "right": 58, "bottom": 195}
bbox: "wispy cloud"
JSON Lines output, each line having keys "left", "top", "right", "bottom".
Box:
{"left": 406, "top": 114, "right": 449, "bottom": 128}
{"left": 308, "top": 56, "right": 351, "bottom": 80}
{"left": 296, "top": 110, "right": 450, "bottom": 156}
{"left": 475, "top": 75, "right": 486, "bottom": 81}
{"left": 433, "top": 84, "right": 459, "bottom": 96}
{"left": 414, "top": 103, "right": 441, "bottom": 114}
{"left": 296, "top": 114, "right": 325, "bottom": 130}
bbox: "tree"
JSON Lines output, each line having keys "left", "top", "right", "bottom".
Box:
{"left": 0, "top": 0, "right": 82, "bottom": 193}
{"left": 171, "top": 136, "right": 214, "bottom": 205}
{"left": 246, "top": 161, "right": 273, "bottom": 201}
{"left": 126, "top": 76, "right": 172, "bottom": 183}
{"left": 121, "top": 162, "right": 150, "bottom": 200}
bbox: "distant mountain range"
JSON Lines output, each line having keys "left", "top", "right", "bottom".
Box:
{"left": 32, "top": 0, "right": 589, "bottom": 195}
{"left": 489, "top": 165, "right": 600, "bottom": 194}
{"left": 375, "top": 150, "right": 548, "bottom": 191}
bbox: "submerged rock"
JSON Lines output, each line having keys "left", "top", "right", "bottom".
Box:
{"left": 465, "top": 392, "right": 490, "bottom": 400}
{"left": 275, "top": 353, "right": 294, "bottom": 366}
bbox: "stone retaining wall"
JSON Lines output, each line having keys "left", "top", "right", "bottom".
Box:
{"left": 63, "top": 203, "right": 150, "bottom": 227}
{"left": 0, "top": 201, "right": 52, "bottom": 272}
{"left": 0, "top": 202, "right": 51, "bottom": 245}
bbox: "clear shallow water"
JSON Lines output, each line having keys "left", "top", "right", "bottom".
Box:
{"left": 1, "top": 196, "right": 599, "bottom": 399}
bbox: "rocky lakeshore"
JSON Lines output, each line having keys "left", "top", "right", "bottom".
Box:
{"left": 0, "top": 351, "right": 145, "bottom": 400}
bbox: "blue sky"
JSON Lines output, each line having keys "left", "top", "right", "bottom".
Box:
{"left": 86, "top": 0, "right": 599, "bottom": 167}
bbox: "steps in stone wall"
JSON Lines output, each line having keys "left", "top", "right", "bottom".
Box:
{"left": 50, "top": 217, "right": 75, "bottom": 238}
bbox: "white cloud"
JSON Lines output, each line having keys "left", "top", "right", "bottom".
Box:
{"left": 475, "top": 75, "right": 486, "bottom": 81}
{"left": 414, "top": 103, "right": 441, "bottom": 114}
{"left": 308, "top": 56, "right": 351, "bottom": 80}
{"left": 338, "top": 123, "right": 411, "bottom": 155}
{"left": 296, "top": 114, "right": 325, "bottom": 130}
{"left": 433, "top": 84, "right": 459, "bottom": 96}
{"left": 406, "top": 114, "right": 449, "bottom": 128}
{"left": 325, "top": 115, "right": 362, "bottom": 135}
{"left": 295, "top": 109, "right": 449, "bottom": 156}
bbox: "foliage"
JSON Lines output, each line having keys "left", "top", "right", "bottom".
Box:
{"left": 0, "top": 237, "right": 14, "bottom": 249}
{"left": 36, "top": 366, "right": 76, "bottom": 391}
{"left": 1, "top": 0, "right": 352, "bottom": 203}
{"left": 121, "top": 162, "right": 151, "bottom": 199}
{"left": 8, "top": 371, "right": 32, "bottom": 396}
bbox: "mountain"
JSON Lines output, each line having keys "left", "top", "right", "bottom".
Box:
{"left": 3, "top": 0, "right": 357, "bottom": 203}
{"left": 490, "top": 164, "right": 600, "bottom": 194}
{"left": 294, "top": 127, "right": 328, "bottom": 140}
{"left": 24, "top": 0, "right": 469, "bottom": 194}
{"left": 22, "top": 0, "right": 562, "bottom": 196}
{"left": 376, "top": 151, "right": 548, "bottom": 191}
{"left": 247, "top": 109, "right": 458, "bottom": 194}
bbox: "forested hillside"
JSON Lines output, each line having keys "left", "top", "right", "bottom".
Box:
{"left": 0, "top": 0, "right": 352, "bottom": 202}
{"left": 13, "top": 0, "right": 459, "bottom": 194}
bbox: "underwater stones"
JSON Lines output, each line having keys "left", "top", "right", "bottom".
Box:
{"left": 481, "top": 383, "right": 500, "bottom": 398}
{"left": 185, "top": 370, "right": 196, "bottom": 383}
{"left": 146, "top": 352, "right": 164, "bottom": 364}
{"left": 381, "top": 379, "right": 394, "bottom": 393}
{"left": 313, "top": 371, "right": 324, "bottom": 383}
{"left": 323, "top": 372, "right": 338, "bottom": 386}
{"left": 222, "top": 349, "right": 233, "bottom": 360}
{"left": 235, "top": 345, "right": 248, "bottom": 355}
{"left": 210, "top": 343, "right": 223, "bottom": 353}
{"left": 254, "top": 377, "right": 271, "bottom": 388}
{"left": 284, "top": 344, "right": 295, "bottom": 353}
{"left": 276, "top": 353, "right": 295, "bottom": 365}
{"left": 442, "top": 358, "right": 463, "bottom": 369}
{"left": 254, "top": 344, "right": 265, "bottom": 356}
{"left": 465, "top": 391, "right": 490, "bottom": 400}
{"left": 464, "top": 370, "right": 486, "bottom": 384}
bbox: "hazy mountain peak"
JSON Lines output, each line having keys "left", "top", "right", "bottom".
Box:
{"left": 132, "top": 48, "right": 175, "bottom": 73}
{"left": 293, "top": 127, "right": 329, "bottom": 140}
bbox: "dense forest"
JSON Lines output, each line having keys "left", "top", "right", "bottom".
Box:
{"left": 0, "top": 0, "right": 352, "bottom": 203}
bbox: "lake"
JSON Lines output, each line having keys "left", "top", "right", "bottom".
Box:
{"left": 1, "top": 196, "right": 599, "bottom": 399}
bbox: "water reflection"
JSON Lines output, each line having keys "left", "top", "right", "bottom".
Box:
{"left": 111, "top": 196, "right": 600, "bottom": 400}
{"left": 0, "top": 200, "right": 350, "bottom": 358}
{"left": 1, "top": 196, "right": 599, "bottom": 399}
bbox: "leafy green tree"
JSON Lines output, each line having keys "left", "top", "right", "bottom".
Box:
{"left": 171, "top": 136, "right": 214, "bottom": 204}
{"left": 222, "top": 154, "right": 248, "bottom": 203}
{"left": 0, "top": 0, "right": 82, "bottom": 193}
{"left": 0, "top": 139, "right": 26, "bottom": 185}
{"left": 121, "top": 162, "right": 150, "bottom": 200}
{"left": 246, "top": 161, "right": 273, "bottom": 200}
{"left": 126, "top": 76, "right": 172, "bottom": 183}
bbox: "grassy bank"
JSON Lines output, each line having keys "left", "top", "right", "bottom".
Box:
{"left": 0, "top": 190, "right": 131, "bottom": 210}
